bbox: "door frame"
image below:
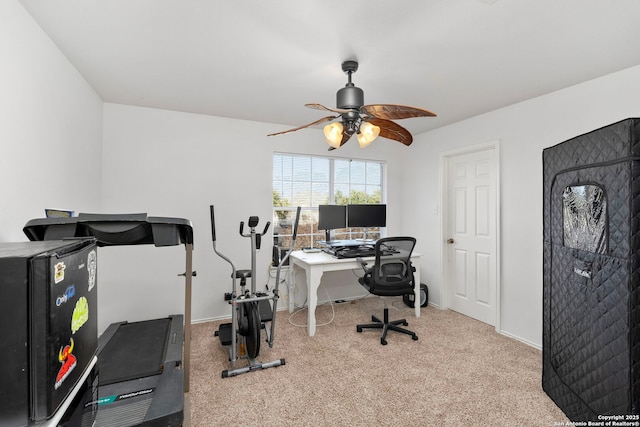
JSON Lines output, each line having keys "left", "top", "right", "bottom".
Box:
{"left": 439, "top": 140, "right": 501, "bottom": 333}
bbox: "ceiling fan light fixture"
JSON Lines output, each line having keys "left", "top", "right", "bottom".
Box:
{"left": 324, "top": 122, "right": 343, "bottom": 148}
{"left": 357, "top": 122, "right": 380, "bottom": 148}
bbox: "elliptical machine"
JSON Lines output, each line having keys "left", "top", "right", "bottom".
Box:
{"left": 210, "top": 205, "right": 301, "bottom": 378}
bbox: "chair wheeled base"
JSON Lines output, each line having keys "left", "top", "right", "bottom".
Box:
{"left": 356, "top": 304, "right": 418, "bottom": 345}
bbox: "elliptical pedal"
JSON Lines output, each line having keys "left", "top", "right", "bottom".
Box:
{"left": 215, "top": 323, "right": 233, "bottom": 346}
{"left": 258, "top": 299, "right": 273, "bottom": 323}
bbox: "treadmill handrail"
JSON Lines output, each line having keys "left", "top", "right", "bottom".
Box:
{"left": 23, "top": 214, "right": 194, "bottom": 247}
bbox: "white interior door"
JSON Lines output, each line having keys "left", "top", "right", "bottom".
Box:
{"left": 444, "top": 146, "right": 498, "bottom": 326}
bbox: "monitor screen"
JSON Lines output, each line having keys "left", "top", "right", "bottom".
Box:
{"left": 347, "top": 204, "right": 386, "bottom": 228}
{"left": 318, "top": 205, "right": 347, "bottom": 230}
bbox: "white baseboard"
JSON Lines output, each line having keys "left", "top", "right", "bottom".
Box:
{"left": 421, "top": 302, "right": 541, "bottom": 351}
{"left": 192, "top": 303, "right": 300, "bottom": 325}
{"left": 499, "top": 329, "right": 541, "bottom": 350}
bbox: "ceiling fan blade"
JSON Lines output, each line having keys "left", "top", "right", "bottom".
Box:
{"left": 267, "top": 115, "right": 338, "bottom": 136}
{"left": 305, "top": 103, "right": 352, "bottom": 114}
{"left": 361, "top": 104, "right": 436, "bottom": 120}
{"left": 367, "top": 118, "right": 413, "bottom": 146}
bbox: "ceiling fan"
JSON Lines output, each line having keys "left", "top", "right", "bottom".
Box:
{"left": 267, "top": 60, "right": 436, "bottom": 150}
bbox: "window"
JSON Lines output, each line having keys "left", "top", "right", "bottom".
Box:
{"left": 562, "top": 184, "right": 607, "bottom": 254}
{"left": 272, "top": 153, "right": 385, "bottom": 249}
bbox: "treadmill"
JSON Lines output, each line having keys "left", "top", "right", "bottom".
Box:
{"left": 24, "top": 213, "right": 194, "bottom": 427}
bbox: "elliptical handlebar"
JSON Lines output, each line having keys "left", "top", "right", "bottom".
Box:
{"left": 210, "top": 205, "right": 217, "bottom": 242}
{"left": 291, "top": 207, "right": 301, "bottom": 241}
{"left": 238, "top": 216, "right": 271, "bottom": 250}
{"left": 276, "top": 206, "right": 301, "bottom": 269}
{"left": 239, "top": 219, "right": 271, "bottom": 237}
{"left": 209, "top": 205, "right": 237, "bottom": 284}
{"left": 269, "top": 206, "right": 301, "bottom": 348}
{"left": 262, "top": 221, "right": 271, "bottom": 236}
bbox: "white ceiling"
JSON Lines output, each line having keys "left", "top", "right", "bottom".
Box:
{"left": 19, "top": 0, "right": 640, "bottom": 138}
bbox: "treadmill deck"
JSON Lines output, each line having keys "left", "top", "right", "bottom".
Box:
{"left": 82, "top": 315, "right": 184, "bottom": 427}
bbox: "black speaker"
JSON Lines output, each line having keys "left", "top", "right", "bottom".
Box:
{"left": 271, "top": 246, "right": 289, "bottom": 267}
{"left": 403, "top": 283, "right": 428, "bottom": 308}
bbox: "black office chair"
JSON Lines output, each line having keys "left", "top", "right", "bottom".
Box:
{"left": 356, "top": 236, "right": 419, "bottom": 345}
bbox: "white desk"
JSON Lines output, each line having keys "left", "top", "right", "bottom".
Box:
{"left": 289, "top": 250, "right": 421, "bottom": 336}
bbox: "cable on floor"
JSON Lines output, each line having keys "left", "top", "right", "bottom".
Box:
{"left": 288, "top": 287, "right": 337, "bottom": 328}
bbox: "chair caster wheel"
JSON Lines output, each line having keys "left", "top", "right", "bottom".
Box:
{"left": 356, "top": 327, "right": 362, "bottom": 333}
{"left": 412, "top": 335, "right": 418, "bottom": 341}
{"left": 381, "top": 339, "right": 387, "bottom": 345}
{"left": 402, "top": 321, "right": 408, "bottom": 326}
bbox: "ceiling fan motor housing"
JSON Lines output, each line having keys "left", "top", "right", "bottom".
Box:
{"left": 337, "top": 85, "right": 364, "bottom": 110}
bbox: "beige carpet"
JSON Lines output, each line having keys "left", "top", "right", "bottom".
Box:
{"left": 189, "top": 297, "right": 569, "bottom": 426}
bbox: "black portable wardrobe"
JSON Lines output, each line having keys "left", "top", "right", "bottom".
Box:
{"left": 543, "top": 118, "right": 640, "bottom": 420}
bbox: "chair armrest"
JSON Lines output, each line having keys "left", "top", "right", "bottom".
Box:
{"left": 356, "top": 257, "right": 370, "bottom": 273}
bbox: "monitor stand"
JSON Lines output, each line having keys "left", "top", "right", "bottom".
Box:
{"left": 321, "top": 230, "right": 340, "bottom": 246}
{"left": 355, "top": 228, "right": 375, "bottom": 243}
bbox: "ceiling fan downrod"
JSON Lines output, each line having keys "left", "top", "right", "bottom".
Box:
{"left": 337, "top": 60, "right": 364, "bottom": 110}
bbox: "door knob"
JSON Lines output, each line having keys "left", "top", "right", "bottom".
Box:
{"left": 447, "top": 238, "right": 454, "bottom": 244}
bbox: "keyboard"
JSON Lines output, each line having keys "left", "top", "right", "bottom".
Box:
{"left": 336, "top": 247, "right": 376, "bottom": 258}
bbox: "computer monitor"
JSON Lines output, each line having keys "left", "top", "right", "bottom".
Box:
{"left": 318, "top": 205, "right": 347, "bottom": 242}
{"left": 347, "top": 204, "right": 386, "bottom": 228}
{"left": 347, "top": 204, "right": 386, "bottom": 240}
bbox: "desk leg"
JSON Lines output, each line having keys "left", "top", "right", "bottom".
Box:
{"left": 414, "top": 267, "right": 421, "bottom": 318}
{"left": 288, "top": 264, "right": 298, "bottom": 314}
{"left": 306, "top": 266, "right": 322, "bottom": 336}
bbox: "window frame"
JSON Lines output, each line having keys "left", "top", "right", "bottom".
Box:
{"left": 272, "top": 152, "right": 387, "bottom": 250}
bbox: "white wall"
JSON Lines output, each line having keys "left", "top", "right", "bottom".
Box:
{"left": 7, "top": 0, "right": 640, "bottom": 345}
{"left": 403, "top": 64, "right": 640, "bottom": 347}
{"left": 100, "top": 103, "right": 408, "bottom": 332}
{"left": 0, "top": 0, "right": 103, "bottom": 242}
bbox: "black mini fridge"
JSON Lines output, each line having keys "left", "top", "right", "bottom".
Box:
{"left": 0, "top": 239, "right": 98, "bottom": 427}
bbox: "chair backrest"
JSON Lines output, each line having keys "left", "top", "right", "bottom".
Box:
{"left": 369, "top": 237, "right": 416, "bottom": 292}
